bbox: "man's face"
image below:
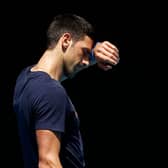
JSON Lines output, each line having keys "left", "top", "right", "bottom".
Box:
{"left": 63, "top": 35, "right": 94, "bottom": 77}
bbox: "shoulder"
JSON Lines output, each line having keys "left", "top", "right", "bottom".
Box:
{"left": 32, "top": 80, "right": 68, "bottom": 110}
{"left": 34, "top": 78, "right": 66, "bottom": 96}
{"left": 22, "top": 71, "right": 68, "bottom": 103}
{"left": 41, "top": 80, "right": 67, "bottom": 98}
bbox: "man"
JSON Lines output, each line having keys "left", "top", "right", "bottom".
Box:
{"left": 13, "top": 13, "right": 119, "bottom": 168}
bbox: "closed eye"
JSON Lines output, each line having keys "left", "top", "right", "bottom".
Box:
{"left": 82, "top": 48, "right": 91, "bottom": 58}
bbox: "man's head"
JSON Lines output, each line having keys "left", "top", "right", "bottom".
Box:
{"left": 46, "top": 14, "right": 95, "bottom": 77}
{"left": 46, "top": 13, "right": 95, "bottom": 49}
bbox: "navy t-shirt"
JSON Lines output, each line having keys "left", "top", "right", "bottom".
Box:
{"left": 13, "top": 66, "right": 85, "bottom": 168}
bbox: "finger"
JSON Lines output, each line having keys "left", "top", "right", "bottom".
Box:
{"left": 103, "top": 41, "right": 119, "bottom": 55}
{"left": 97, "top": 53, "right": 119, "bottom": 65}
{"left": 99, "top": 47, "right": 119, "bottom": 61}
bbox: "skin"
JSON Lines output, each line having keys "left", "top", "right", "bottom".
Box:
{"left": 94, "top": 41, "right": 119, "bottom": 71}
{"left": 31, "top": 33, "right": 120, "bottom": 168}
{"left": 36, "top": 130, "right": 62, "bottom": 168}
{"left": 62, "top": 35, "right": 93, "bottom": 76}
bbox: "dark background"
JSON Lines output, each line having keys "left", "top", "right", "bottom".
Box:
{"left": 0, "top": 1, "right": 164, "bottom": 167}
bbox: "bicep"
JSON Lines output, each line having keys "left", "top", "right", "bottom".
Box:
{"left": 36, "top": 130, "right": 62, "bottom": 167}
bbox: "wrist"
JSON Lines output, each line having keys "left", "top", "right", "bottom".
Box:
{"left": 89, "top": 49, "right": 97, "bottom": 65}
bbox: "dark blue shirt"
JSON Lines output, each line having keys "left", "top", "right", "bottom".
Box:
{"left": 13, "top": 66, "right": 85, "bottom": 168}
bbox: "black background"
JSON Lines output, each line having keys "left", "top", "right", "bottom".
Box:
{"left": 0, "top": 1, "right": 164, "bottom": 167}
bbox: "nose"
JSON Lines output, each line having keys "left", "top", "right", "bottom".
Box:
{"left": 81, "top": 57, "right": 89, "bottom": 66}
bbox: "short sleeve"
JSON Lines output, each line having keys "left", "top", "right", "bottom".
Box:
{"left": 33, "top": 83, "right": 67, "bottom": 133}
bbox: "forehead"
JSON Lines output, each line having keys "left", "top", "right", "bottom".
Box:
{"left": 75, "top": 35, "right": 94, "bottom": 49}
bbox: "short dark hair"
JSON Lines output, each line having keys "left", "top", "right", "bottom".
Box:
{"left": 46, "top": 13, "right": 95, "bottom": 49}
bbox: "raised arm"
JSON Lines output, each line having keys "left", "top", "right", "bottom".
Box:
{"left": 60, "top": 41, "right": 120, "bottom": 82}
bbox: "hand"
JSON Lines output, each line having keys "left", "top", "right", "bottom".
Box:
{"left": 93, "top": 41, "right": 120, "bottom": 71}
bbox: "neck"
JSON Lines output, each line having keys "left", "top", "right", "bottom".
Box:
{"left": 31, "top": 47, "right": 64, "bottom": 81}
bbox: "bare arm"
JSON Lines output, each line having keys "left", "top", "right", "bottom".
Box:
{"left": 36, "top": 130, "right": 62, "bottom": 168}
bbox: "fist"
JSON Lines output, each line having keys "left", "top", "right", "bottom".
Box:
{"left": 93, "top": 41, "right": 120, "bottom": 71}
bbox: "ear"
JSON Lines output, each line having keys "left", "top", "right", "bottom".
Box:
{"left": 61, "top": 33, "right": 72, "bottom": 51}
